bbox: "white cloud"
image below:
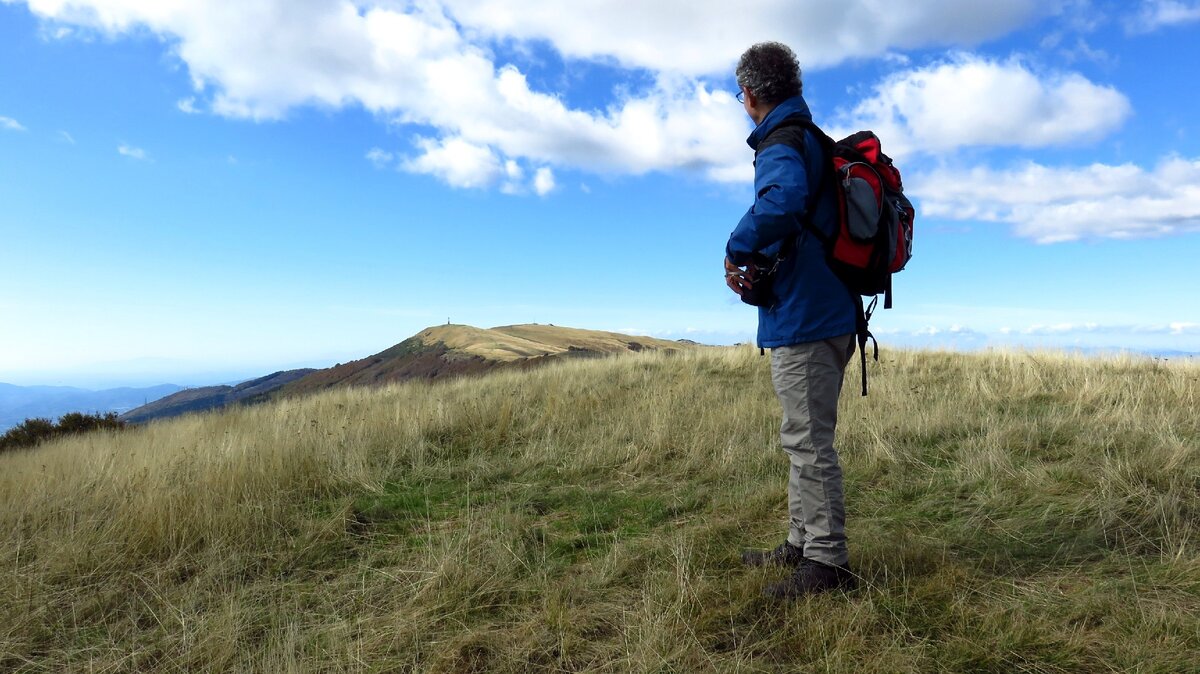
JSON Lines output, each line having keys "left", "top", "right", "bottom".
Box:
{"left": 1127, "top": 0, "right": 1200, "bottom": 33}
{"left": 4, "top": 0, "right": 1071, "bottom": 190}
{"left": 402, "top": 136, "right": 501, "bottom": 189}
{"left": 706, "top": 162, "right": 754, "bottom": 184}
{"left": 1023, "top": 322, "right": 1101, "bottom": 335}
{"left": 884, "top": 324, "right": 990, "bottom": 349}
{"left": 365, "top": 147, "right": 394, "bottom": 169}
{"left": 58, "top": 130, "right": 75, "bottom": 143}
{"left": 1, "top": 116, "right": 26, "bottom": 131}
{"left": 117, "top": 143, "right": 149, "bottom": 160}
{"left": 177, "top": 97, "right": 199, "bottom": 114}
{"left": 1016, "top": 322, "right": 1200, "bottom": 338}
{"left": 911, "top": 324, "right": 983, "bottom": 337}
{"left": 533, "top": 167, "right": 555, "bottom": 196}
{"left": 496, "top": 160, "right": 556, "bottom": 195}
{"left": 500, "top": 159, "right": 524, "bottom": 194}
{"left": 887, "top": 322, "right": 1191, "bottom": 338}
{"left": 441, "top": 0, "right": 1061, "bottom": 74}
{"left": 11, "top": 0, "right": 754, "bottom": 185}
{"left": 911, "top": 156, "right": 1200, "bottom": 242}
{"left": 832, "top": 53, "right": 1130, "bottom": 160}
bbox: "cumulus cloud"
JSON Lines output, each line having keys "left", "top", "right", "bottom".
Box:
{"left": 176, "top": 97, "right": 200, "bottom": 114}
{"left": 911, "top": 156, "right": 1200, "bottom": 242}
{"left": 402, "top": 136, "right": 501, "bottom": 189}
{"left": 832, "top": 54, "right": 1131, "bottom": 160}
{"left": 882, "top": 322, "right": 1200, "bottom": 349}
{"left": 493, "top": 160, "right": 557, "bottom": 195}
{"left": 503, "top": 160, "right": 523, "bottom": 181}
{"left": 499, "top": 160, "right": 524, "bottom": 194}
{"left": 1126, "top": 0, "right": 1200, "bottom": 33}
{"left": 5, "top": 0, "right": 1075, "bottom": 190}
{"left": 117, "top": 143, "right": 149, "bottom": 160}
{"left": 11, "top": 0, "right": 755, "bottom": 185}
{"left": 1018, "top": 322, "right": 1200, "bottom": 338}
{"left": 881, "top": 324, "right": 990, "bottom": 349}
{"left": 533, "top": 167, "right": 555, "bottom": 196}
{"left": 1, "top": 116, "right": 26, "bottom": 131}
{"left": 440, "top": 0, "right": 1061, "bottom": 74}
{"left": 911, "top": 325, "right": 984, "bottom": 337}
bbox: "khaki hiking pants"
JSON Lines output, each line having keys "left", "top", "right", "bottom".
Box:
{"left": 770, "top": 333, "right": 856, "bottom": 567}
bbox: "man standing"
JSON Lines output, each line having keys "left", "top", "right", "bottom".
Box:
{"left": 724, "top": 42, "right": 858, "bottom": 597}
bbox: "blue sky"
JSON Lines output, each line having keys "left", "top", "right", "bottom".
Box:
{"left": 2, "top": 0, "right": 1199, "bottom": 387}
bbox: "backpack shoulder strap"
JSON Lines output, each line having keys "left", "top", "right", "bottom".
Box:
{"left": 755, "top": 118, "right": 835, "bottom": 254}
{"left": 756, "top": 123, "right": 809, "bottom": 157}
{"left": 755, "top": 118, "right": 834, "bottom": 176}
{"left": 758, "top": 118, "right": 837, "bottom": 248}
{"left": 759, "top": 117, "right": 834, "bottom": 156}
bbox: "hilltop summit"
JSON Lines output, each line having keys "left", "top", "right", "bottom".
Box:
{"left": 278, "top": 323, "right": 688, "bottom": 397}
{"left": 122, "top": 324, "right": 691, "bottom": 422}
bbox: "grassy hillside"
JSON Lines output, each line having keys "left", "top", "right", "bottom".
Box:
{"left": 411, "top": 324, "right": 687, "bottom": 361}
{"left": 1, "top": 347, "right": 1197, "bottom": 672}
{"left": 278, "top": 323, "right": 690, "bottom": 399}
{"left": 121, "top": 370, "right": 316, "bottom": 424}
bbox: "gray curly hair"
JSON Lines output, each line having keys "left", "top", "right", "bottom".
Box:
{"left": 735, "top": 42, "right": 802, "bottom": 105}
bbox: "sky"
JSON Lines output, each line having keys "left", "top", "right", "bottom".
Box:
{"left": 1, "top": 0, "right": 1199, "bottom": 388}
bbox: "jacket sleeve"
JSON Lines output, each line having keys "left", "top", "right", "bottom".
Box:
{"left": 725, "top": 143, "right": 810, "bottom": 266}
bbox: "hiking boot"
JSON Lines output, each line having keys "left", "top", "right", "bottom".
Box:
{"left": 741, "top": 541, "right": 806, "bottom": 568}
{"left": 763, "top": 559, "right": 857, "bottom": 599}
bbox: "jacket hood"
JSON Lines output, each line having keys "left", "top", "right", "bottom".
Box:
{"left": 746, "top": 95, "right": 813, "bottom": 150}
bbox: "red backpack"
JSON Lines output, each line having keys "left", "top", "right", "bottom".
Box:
{"left": 758, "top": 119, "right": 916, "bottom": 394}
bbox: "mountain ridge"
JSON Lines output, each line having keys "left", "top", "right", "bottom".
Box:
{"left": 0, "top": 382, "right": 184, "bottom": 431}
{"left": 120, "top": 369, "right": 317, "bottom": 424}
{"left": 276, "top": 323, "right": 691, "bottom": 398}
{"left": 122, "top": 323, "right": 693, "bottom": 423}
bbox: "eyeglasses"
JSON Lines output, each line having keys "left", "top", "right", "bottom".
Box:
{"left": 735, "top": 88, "right": 745, "bottom": 104}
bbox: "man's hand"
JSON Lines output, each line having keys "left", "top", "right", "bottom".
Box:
{"left": 725, "top": 257, "right": 753, "bottom": 296}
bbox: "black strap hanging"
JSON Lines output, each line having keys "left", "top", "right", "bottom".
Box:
{"left": 855, "top": 295, "right": 879, "bottom": 396}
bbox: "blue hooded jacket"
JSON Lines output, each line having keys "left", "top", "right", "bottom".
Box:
{"left": 725, "top": 95, "right": 857, "bottom": 348}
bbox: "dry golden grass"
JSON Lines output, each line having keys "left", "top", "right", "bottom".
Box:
{"left": 1, "top": 347, "right": 1197, "bottom": 672}
{"left": 412, "top": 324, "right": 686, "bottom": 362}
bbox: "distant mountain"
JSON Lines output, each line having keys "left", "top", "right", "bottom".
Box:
{"left": 0, "top": 382, "right": 184, "bottom": 431}
{"left": 117, "top": 324, "right": 691, "bottom": 424}
{"left": 1146, "top": 349, "right": 1200, "bottom": 360}
{"left": 120, "top": 369, "right": 317, "bottom": 424}
{"left": 276, "top": 323, "right": 691, "bottom": 398}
